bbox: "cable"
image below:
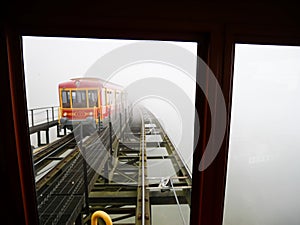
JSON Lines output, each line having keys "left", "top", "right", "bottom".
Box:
{"left": 170, "top": 177, "right": 187, "bottom": 225}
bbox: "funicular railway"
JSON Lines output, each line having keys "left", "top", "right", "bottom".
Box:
{"left": 30, "top": 106, "right": 192, "bottom": 225}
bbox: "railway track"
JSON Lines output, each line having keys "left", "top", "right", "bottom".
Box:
{"left": 34, "top": 108, "right": 192, "bottom": 225}
{"left": 33, "top": 133, "right": 76, "bottom": 171}
{"left": 36, "top": 121, "right": 122, "bottom": 225}
{"left": 88, "top": 108, "right": 192, "bottom": 225}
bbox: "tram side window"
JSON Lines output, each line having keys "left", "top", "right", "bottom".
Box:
{"left": 62, "top": 90, "right": 70, "bottom": 108}
{"left": 107, "top": 90, "right": 112, "bottom": 105}
{"left": 88, "top": 90, "right": 98, "bottom": 107}
{"left": 116, "top": 91, "right": 120, "bottom": 103}
{"left": 72, "top": 90, "right": 87, "bottom": 108}
{"left": 107, "top": 91, "right": 110, "bottom": 105}
{"left": 110, "top": 91, "right": 115, "bottom": 105}
{"left": 101, "top": 88, "right": 106, "bottom": 106}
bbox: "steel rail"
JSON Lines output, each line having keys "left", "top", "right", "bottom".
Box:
{"left": 141, "top": 110, "right": 145, "bottom": 225}
{"left": 37, "top": 124, "right": 114, "bottom": 224}
{"left": 135, "top": 108, "right": 150, "bottom": 225}
{"left": 84, "top": 106, "right": 192, "bottom": 224}
{"left": 33, "top": 134, "right": 75, "bottom": 170}
{"left": 33, "top": 133, "right": 73, "bottom": 159}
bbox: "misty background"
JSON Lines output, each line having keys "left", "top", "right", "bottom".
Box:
{"left": 223, "top": 44, "right": 300, "bottom": 225}
{"left": 24, "top": 37, "right": 300, "bottom": 225}
{"left": 22, "top": 36, "right": 196, "bottom": 175}
{"left": 22, "top": 36, "right": 196, "bottom": 225}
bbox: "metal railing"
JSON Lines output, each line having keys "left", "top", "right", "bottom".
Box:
{"left": 28, "top": 106, "right": 59, "bottom": 127}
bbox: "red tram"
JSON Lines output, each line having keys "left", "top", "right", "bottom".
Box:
{"left": 58, "top": 77, "right": 126, "bottom": 130}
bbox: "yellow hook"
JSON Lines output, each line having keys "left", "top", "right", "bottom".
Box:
{"left": 91, "top": 210, "right": 113, "bottom": 225}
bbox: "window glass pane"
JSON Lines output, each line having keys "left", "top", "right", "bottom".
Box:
{"left": 109, "top": 91, "right": 112, "bottom": 104}
{"left": 101, "top": 88, "right": 106, "bottom": 106}
{"left": 107, "top": 91, "right": 110, "bottom": 104}
{"left": 71, "top": 90, "right": 87, "bottom": 108}
{"left": 88, "top": 90, "right": 98, "bottom": 107}
{"left": 111, "top": 91, "right": 113, "bottom": 105}
{"left": 108, "top": 90, "right": 112, "bottom": 105}
{"left": 116, "top": 91, "right": 120, "bottom": 103}
{"left": 223, "top": 44, "right": 300, "bottom": 225}
{"left": 62, "top": 90, "right": 70, "bottom": 108}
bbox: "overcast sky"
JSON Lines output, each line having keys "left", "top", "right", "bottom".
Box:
{"left": 22, "top": 37, "right": 196, "bottom": 108}
{"left": 224, "top": 44, "right": 300, "bottom": 225}
{"left": 22, "top": 36, "right": 197, "bottom": 170}
{"left": 22, "top": 37, "right": 300, "bottom": 225}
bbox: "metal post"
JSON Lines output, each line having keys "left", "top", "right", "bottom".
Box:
{"left": 31, "top": 109, "right": 34, "bottom": 127}
{"left": 108, "top": 108, "right": 112, "bottom": 150}
{"left": 46, "top": 129, "right": 49, "bottom": 144}
{"left": 104, "top": 160, "right": 109, "bottom": 184}
{"left": 124, "top": 109, "right": 127, "bottom": 141}
{"left": 80, "top": 123, "right": 90, "bottom": 215}
{"left": 104, "top": 112, "right": 113, "bottom": 184}
{"left": 52, "top": 107, "right": 55, "bottom": 121}
{"left": 125, "top": 109, "right": 127, "bottom": 128}
{"left": 46, "top": 109, "right": 49, "bottom": 123}
{"left": 37, "top": 131, "right": 41, "bottom": 146}
{"left": 120, "top": 113, "right": 122, "bottom": 136}
{"left": 46, "top": 110, "right": 50, "bottom": 144}
{"left": 98, "top": 114, "right": 101, "bottom": 132}
{"left": 109, "top": 121, "right": 113, "bottom": 156}
{"left": 57, "top": 124, "right": 60, "bottom": 137}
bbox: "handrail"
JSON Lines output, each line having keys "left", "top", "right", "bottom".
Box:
{"left": 28, "top": 106, "right": 59, "bottom": 127}
{"left": 28, "top": 106, "right": 59, "bottom": 111}
{"left": 91, "top": 211, "right": 113, "bottom": 225}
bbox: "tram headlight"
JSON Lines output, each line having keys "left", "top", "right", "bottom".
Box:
{"left": 63, "top": 112, "right": 67, "bottom": 117}
{"left": 89, "top": 112, "right": 93, "bottom": 116}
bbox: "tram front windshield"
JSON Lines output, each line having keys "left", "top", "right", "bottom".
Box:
{"left": 71, "top": 90, "right": 87, "bottom": 108}
{"left": 62, "top": 90, "right": 70, "bottom": 108}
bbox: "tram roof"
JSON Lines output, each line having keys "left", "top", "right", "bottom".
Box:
{"left": 58, "top": 77, "right": 123, "bottom": 90}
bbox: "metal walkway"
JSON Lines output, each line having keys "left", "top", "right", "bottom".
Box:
{"left": 32, "top": 107, "right": 192, "bottom": 225}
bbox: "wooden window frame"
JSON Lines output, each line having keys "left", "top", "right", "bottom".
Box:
{"left": 2, "top": 19, "right": 300, "bottom": 225}
{"left": 3, "top": 27, "right": 213, "bottom": 225}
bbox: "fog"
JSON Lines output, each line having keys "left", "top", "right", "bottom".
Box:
{"left": 23, "top": 37, "right": 197, "bottom": 225}
{"left": 22, "top": 36, "right": 196, "bottom": 170}
{"left": 23, "top": 38, "right": 300, "bottom": 224}
{"left": 23, "top": 37, "right": 137, "bottom": 108}
{"left": 223, "top": 44, "right": 300, "bottom": 225}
